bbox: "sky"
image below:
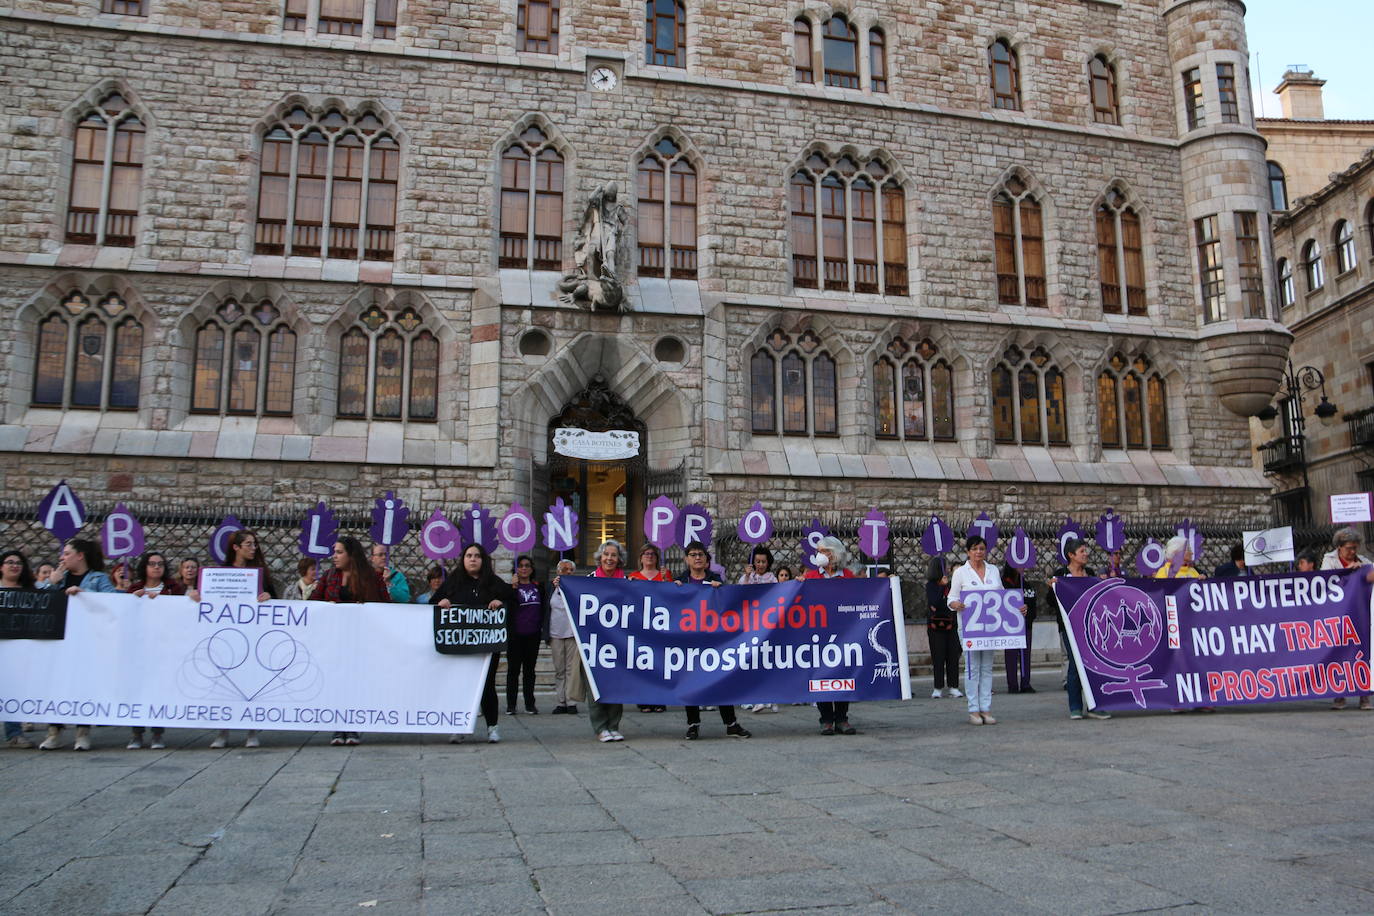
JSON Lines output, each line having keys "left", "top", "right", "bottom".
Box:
{"left": 1242, "top": 0, "right": 1374, "bottom": 120}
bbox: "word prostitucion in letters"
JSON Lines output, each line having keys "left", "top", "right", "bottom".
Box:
{"left": 1055, "top": 569, "right": 1374, "bottom": 712}
{"left": 0, "top": 593, "right": 492, "bottom": 734}
{"left": 555, "top": 577, "right": 912, "bottom": 706}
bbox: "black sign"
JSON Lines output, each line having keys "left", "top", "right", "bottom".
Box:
{"left": 0, "top": 588, "right": 68, "bottom": 640}
{"left": 433, "top": 605, "right": 507, "bottom": 654}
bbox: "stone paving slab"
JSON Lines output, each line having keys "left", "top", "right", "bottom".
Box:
{"left": 2, "top": 678, "right": 1374, "bottom": 914}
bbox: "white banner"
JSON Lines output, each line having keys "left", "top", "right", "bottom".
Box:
{"left": 0, "top": 593, "right": 490, "bottom": 734}
{"left": 552, "top": 427, "right": 640, "bottom": 460}
{"left": 1242, "top": 526, "right": 1295, "bottom": 566}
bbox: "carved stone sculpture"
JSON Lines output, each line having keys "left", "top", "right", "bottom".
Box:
{"left": 559, "top": 182, "right": 629, "bottom": 311}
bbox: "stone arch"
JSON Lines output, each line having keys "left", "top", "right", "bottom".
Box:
{"left": 508, "top": 332, "right": 696, "bottom": 468}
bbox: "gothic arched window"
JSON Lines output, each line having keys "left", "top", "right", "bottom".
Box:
{"left": 873, "top": 337, "right": 955, "bottom": 441}
{"left": 991, "top": 345, "right": 1067, "bottom": 446}
{"left": 637, "top": 137, "right": 697, "bottom": 278}
{"left": 191, "top": 300, "right": 296, "bottom": 416}
{"left": 1276, "top": 258, "right": 1295, "bottom": 308}
{"left": 1335, "top": 220, "right": 1357, "bottom": 274}
{"left": 1302, "top": 239, "right": 1324, "bottom": 292}
{"left": 1267, "top": 161, "right": 1288, "bottom": 211}
{"left": 1089, "top": 55, "right": 1118, "bottom": 124}
{"left": 750, "top": 329, "right": 838, "bottom": 436}
{"left": 499, "top": 125, "right": 564, "bottom": 270}
{"left": 790, "top": 152, "right": 907, "bottom": 295}
{"left": 1098, "top": 353, "right": 1169, "bottom": 450}
{"left": 1096, "top": 190, "right": 1145, "bottom": 315}
{"left": 337, "top": 303, "right": 439, "bottom": 421}
{"left": 255, "top": 108, "right": 398, "bottom": 260}
{"left": 793, "top": 18, "right": 814, "bottom": 84}
{"left": 66, "top": 93, "right": 144, "bottom": 248}
{"left": 822, "top": 16, "right": 859, "bottom": 89}
{"left": 993, "top": 176, "right": 1046, "bottom": 307}
{"left": 32, "top": 292, "right": 142, "bottom": 410}
{"left": 869, "top": 28, "right": 888, "bottom": 93}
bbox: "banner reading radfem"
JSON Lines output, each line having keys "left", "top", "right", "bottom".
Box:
{"left": 0, "top": 593, "right": 491, "bottom": 734}
{"left": 1056, "top": 570, "right": 1373, "bottom": 712}
{"left": 557, "top": 576, "right": 911, "bottom": 705}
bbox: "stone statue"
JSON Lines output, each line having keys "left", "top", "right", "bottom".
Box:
{"left": 559, "top": 182, "right": 628, "bottom": 312}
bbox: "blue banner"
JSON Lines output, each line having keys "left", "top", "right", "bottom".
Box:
{"left": 557, "top": 577, "right": 911, "bottom": 705}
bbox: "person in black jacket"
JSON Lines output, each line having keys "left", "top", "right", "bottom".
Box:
{"left": 925, "top": 556, "right": 962, "bottom": 700}
{"left": 506, "top": 555, "right": 550, "bottom": 715}
{"left": 432, "top": 543, "right": 518, "bottom": 744}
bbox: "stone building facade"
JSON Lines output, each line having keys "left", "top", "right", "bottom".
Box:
{"left": 1259, "top": 68, "right": 1374, "bottom": 206}
{"left": 1263, "top": 150, "right": 1374, "bottom": 527}
{"left": 0, "top": 0, "right": 1293, "bottom": 568}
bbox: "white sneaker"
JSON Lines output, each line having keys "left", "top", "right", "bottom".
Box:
{"left": 209, "top": 733, "right": 227, "bottom": 749}
{"left": 931, "top": 689, "right": 943, "bottom": 699}
{"left": 73, "top": 726, "right": 91, "bottom": 751}
{"left": 39, "top": 726, "right": 61, "bottom": 750}
{"left": 486, "top": 725, "right": 501, "bottom": 744}
{"left": 948, "top": 688, "right": 964, "bottom": 698}
{"left": 609, "top": 730, "right": 625, "bottom": 741}
{"left": 127, "top": 739, "right": 143, "bottom": 750}
{"left": 244, "top": 735, "right": 260, "bottom": 748}
{"left": 149, "top": 739, "right": 166, "bottom": 750}
{"left": 598, "top": 730, "right": 616, "bottom": 743}
{"left": 754, "top": 704, "right": 778, "bottom": 714}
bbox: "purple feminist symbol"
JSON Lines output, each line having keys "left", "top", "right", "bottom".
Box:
{"left": 677, "top": 504, "right": 714, "bottom": 548}
{"left": 643, "top": 495, "right": 680, "bottom": 550}
{"left": 369, "top": 492, "right": 410, "bottom": 547}
{"left": 859, "top": 508, "right": 890, "bottom": 559}
{"left": 542, "top": 497, "right": 580, "bottom": 552}
{"left": 1066, "top": 579, "right": 1168, "bottom": 707}
{"left": 1135, "top": 538, "right": 1165, "bottom": 577}
{"left": 458, "top": 502, "right": 499, "bottom": 554}
{"left": 966, "top": 512, "right": 999, "bottom": 552}
{"left": 1095, "top": 508, "right": 1125, "bottom": 553}
{"left": 1056, "top": 517, "right": 1086, "bottom": 563}
{"left": 1004, "top": 526, "right": 1038, "bottom": 570}
{"left": 736, "top": 501, "right": 775, "bottom": 545}
{"left": 101, "top": 503, "right": 145, "bottom": 562}
{"left": 37, "top": 480, "right": 86, "bottom": 543}
{"left": 420, "top": 509, "right": 463, "bottom": 561}
{"left": 498, "top": 503, "right": 537, "bottom": 554}
{"left": 920, "top": 515, "right": 954, "bottom": 556}
{"left": 209, "top": 515, "right": 243, "bottom": 565}
{"left": 1176, "top": 519, "right": 1204, "bottom": 567}
{"left": 298, "top": 501, "right": 337, "bottom": 559}
{"left": 800, "top": 519, "right": 831, "bottom": 571}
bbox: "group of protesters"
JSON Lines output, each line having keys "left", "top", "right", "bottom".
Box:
{"left": 5, "top": 523, "right": 1373, "bottom": 750}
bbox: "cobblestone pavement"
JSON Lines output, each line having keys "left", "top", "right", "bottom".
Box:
{"left": 2, "top": 676, "right": 1372, "bottom": 915}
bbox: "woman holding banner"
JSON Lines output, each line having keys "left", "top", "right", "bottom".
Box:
{"left": 947, "top": 535, "right": 1002, "bottom": 726}
{"left": 1320, "top": 528, "right": 1374, "bottom": 710}
{"left": 208, "top": 530, "right": 276, "bottom": 749}
{"left": 125, "top": 551, "right": 184, "bottom": 751}
{"left": 677, "top": 542, "right": 751, "bottom": 740}
{"left": 584, "top": 540, "right": 628, "bottom": 741}
{"left": 312, "top": 537, "right": 388, "bottom": 745}
{"left": 40, "top": 539, "right": 117, "bottom": 750}
{"left": 629, "top": 545, "right": 670, "bottom": 713}
{"left": 1050, "top": 539, "right": 1110, "bottom": 721}
{"left": 432, "top": 543, "right": 517, "bottom": 744}
{"left": 2, "top": 551, "right": 37, "bottom": 748}
{"left": 803, "top": 537, "right": 857, "bottom": 735}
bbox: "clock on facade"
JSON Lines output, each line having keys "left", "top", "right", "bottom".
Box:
{"left": 589, "top": 67, "right": 618, "bottom": 91}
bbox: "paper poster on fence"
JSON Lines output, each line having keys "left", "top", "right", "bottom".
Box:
{"left": 556, "top": 576, "right": 911, "bottom": 706}
{"left": 0, "top": 594, "right": 490, "bottom": 734}
{"left": 1055, "top": 571, "right": 1374, "bottom": 712}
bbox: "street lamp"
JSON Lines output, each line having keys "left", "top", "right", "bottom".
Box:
{"left": 1256, "top": 362, "right": 1339, "bottom": 524}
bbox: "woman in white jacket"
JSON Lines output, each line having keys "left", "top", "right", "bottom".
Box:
{"left": 947, "top": 535, "right": 1003, "bottom": 725}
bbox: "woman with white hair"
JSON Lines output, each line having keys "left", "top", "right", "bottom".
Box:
{"left": 803, "top": 536, "right": 858, "bottom": 735}
{"left": 1320, "top": 528, "right": 1374, "bottom": 710}
{"left": 1154, "top": 535, "right": 1203, "bottom": 579}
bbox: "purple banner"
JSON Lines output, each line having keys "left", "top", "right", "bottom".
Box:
{"left": 957, "top": 588, "right": 1026, "bottom": 651}
{"left": 555, "top": 576, "right": 911, "bottom": 705}
{"left": 1056, "top": 570, "right": 1374, "bottom": 711}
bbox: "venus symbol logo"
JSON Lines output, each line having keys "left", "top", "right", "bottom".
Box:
{"left": 1069, "top": 579, "right": 1168, "bottom": 707}
{"left": 177, "top": 628, "right": 323, "bottom": 702}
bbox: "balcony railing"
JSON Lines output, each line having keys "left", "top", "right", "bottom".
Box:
{"left": 1345, "top": 406, "right": 1374, "bottom": 449}
{"left": 1258, "top": 435, "right": 1306, "bottom": 473}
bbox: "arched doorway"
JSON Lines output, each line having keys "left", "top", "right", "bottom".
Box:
{"left": 545, "top": 375, "right": 648, "bottom": 568}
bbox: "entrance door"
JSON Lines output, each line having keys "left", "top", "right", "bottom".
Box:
{"left": 546, "top": 375, "right": 647, "bottom": 569}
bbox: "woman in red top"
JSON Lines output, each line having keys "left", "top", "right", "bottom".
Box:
{"left": 628, "top": 544, "right": 670, "bottom": 712}
{"left": 126, "top": 551, "right": 185, "bottom": 750}
{"left": 803, "top": 536, "right": 857, "bottom": 735}
{"left": 311, "top": 537, "right": 388, "bottom": 744}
